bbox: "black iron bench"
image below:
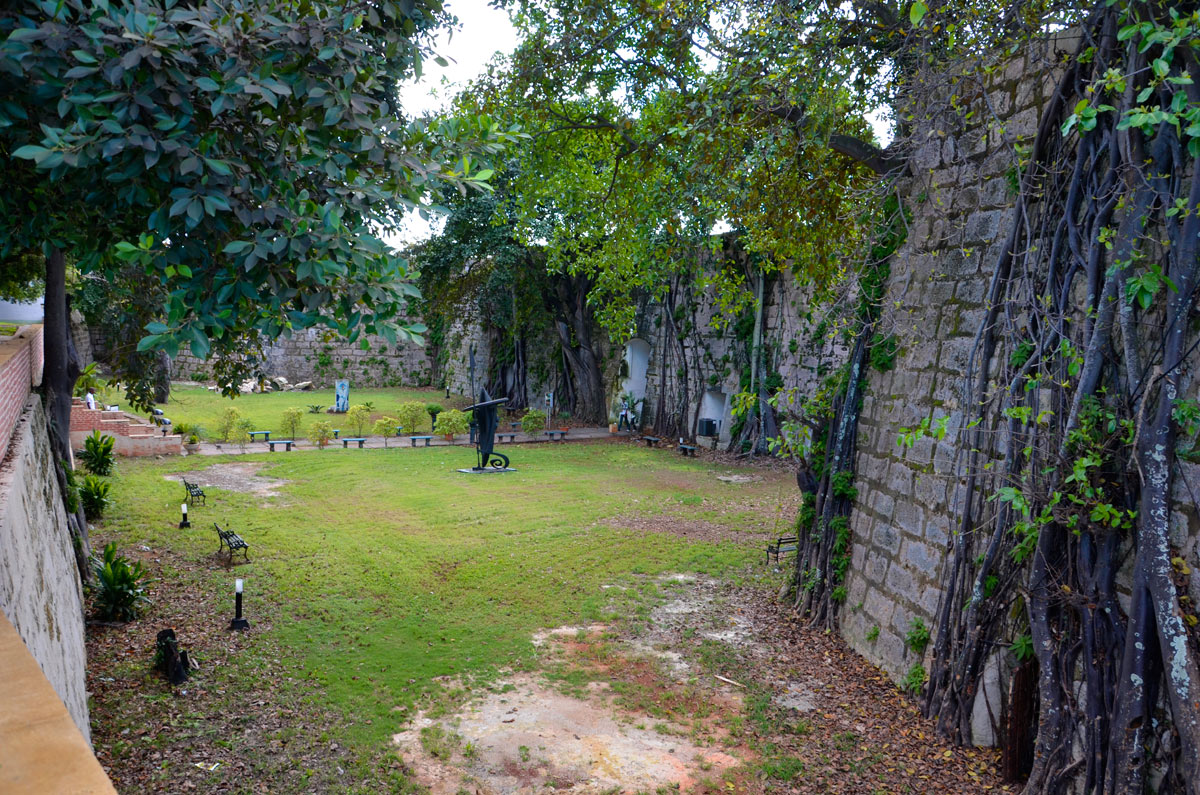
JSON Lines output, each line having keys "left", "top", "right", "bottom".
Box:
{"left": 248, "top": 430, "right": 270, "bottom": 442}
{"left": 341, "top": 437, "right": 367, "bottom": 448}
{"left": 766, "top": 535, "right": 799, "bottom": 564}
{"left": 267, "top": 439, "right": 294, "bottom": 452}
{"left": 678, "top": 444, "right": 697, "bottom": 457}
{"left": 409, "top": 435, "right": 433, "bottom": 447}
{"left": 215, "top": 522, "right": 249, "bottom": 562}
{"left": 543, "top": 430, "right": 566, "bottom": 441}
{"left": 641, "top": 436, "right": 661, "bottom": 447}
{"left": 496, "top": 432, "right": 517, "bottom": 443}
{"left": 182, "top": 478, "right": 206, "bottom": 506}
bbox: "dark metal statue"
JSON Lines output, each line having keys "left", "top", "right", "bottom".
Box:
{"left": 466, "top": 388, "right": 510, "bottom": 470}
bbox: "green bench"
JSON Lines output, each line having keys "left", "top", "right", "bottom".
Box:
{"left": 341, "top": 437, "right": 367, "bottom": 448}
{"left": 409, "top": 435, "right": 433, "bottom": 447}
{"left": 766, "top": 535, "right": 799, "bottom": 564}
{"left": 267, "top": 439, "right": 294, "bottom": 452}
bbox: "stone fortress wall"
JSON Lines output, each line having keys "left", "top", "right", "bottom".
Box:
{"left": 156, "top": 32, "right": 1200, "bottom": 744}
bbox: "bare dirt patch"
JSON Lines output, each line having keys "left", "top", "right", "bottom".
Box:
{"left": 164, "top": 462, "right": 286, "bottom": 497}
{"left": 394, "top": 673, "right": 739, "bottom": 794}
{"left": 599, "top": 514, "right": 775, "bottom": 544}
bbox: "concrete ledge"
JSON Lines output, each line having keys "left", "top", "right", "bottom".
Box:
{"left": 0, "top": 613, "right": 115, "bottom": 794}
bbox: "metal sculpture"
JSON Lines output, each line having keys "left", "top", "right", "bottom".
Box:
{"left": 466, "top": 388, "right": 510, "bottom": 471}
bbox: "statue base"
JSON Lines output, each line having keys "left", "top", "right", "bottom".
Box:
{"left": 456, "top": 468, "right": 517, "bottom": 474}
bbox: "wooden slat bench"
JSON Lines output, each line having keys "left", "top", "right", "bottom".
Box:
{"left": 496, "top": 432, "right": 517, "bottom": 443}
{"left": 341, "top": 437, "right": 367, "bottom": 448}
{"left": 766, "top": 535, "right": 799, "bottom": 565}
{"left": 182, "top": 479, "right": 206, "bottom": 506}
{"left": 409, "top": 435, "right": 433, "bottom": 447}
{"left": 215, "top": 522, "right": 249, "bottom": 562}
{"left": 267, "top": 439, "right": 294, "bottom": 452}
{"left": 678, "top": 444, "right": 698, "bottom": 457}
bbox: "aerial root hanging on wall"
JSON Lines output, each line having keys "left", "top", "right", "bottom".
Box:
{"left": 919, "top": 4, "right": 1200, "bottom": 794}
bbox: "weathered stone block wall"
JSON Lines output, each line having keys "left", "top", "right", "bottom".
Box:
{"left": 840, "top": 38, "right": 1072, "bottom": 685}
{"left": 173, "top": 325, "right": 433, "bottom": 389}
{"left": 635, "top": 274, "right": 849, "bottom": 444}
{"left": 0, "top": 397, "right": 90, "bottom": 741}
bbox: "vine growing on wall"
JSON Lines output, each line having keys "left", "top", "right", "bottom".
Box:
{"left": 915, "top": 3, "right": 1200, "bottom": 791}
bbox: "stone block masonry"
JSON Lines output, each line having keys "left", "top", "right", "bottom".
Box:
{"left": 173, "top": 324, "right": 433, "bottom": 389}
{"left": 840, "top": 36, "right": 1076, "bottom": 691}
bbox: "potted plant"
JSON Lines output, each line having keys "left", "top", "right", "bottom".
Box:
{"left": 434, "top": 408, "right": 469, "bottom": 440}
{"left": 184, "top": 433, "right": 201, "bottom": 454}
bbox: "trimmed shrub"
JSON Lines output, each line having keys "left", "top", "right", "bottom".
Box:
{"left": 78, "top": 430, "right": 115, "bottom": 476}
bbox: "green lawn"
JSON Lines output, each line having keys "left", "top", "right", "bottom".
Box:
{"left": 92, "top": 441, "right": 788, "bottom": 787}
{"left": 154, "top": 383, "right": 473, "bottom": 439}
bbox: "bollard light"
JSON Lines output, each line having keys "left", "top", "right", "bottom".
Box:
{"left": 179, "top": 502, "right": 190, "bottom": 529}
{"left": 229, "top": 578, "right": 250, "bottom": 631}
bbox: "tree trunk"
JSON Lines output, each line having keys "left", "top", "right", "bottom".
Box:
{"left": 546, "top": 273, "right": 607, "bottom": 424}
{"left": 42, "top": 247, "right": 91, "bottom": 581}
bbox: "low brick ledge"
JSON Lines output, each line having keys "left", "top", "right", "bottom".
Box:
{"left": 0, "top": 613, "right": 115, "bottom": 794}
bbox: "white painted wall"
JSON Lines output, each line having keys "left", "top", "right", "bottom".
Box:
{"left": 620, "top": 338, "right": 651, "bottom": 406}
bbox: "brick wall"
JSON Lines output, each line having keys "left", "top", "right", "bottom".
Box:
{"left": 0, "top": 325, "right": 43, "bottom": 465}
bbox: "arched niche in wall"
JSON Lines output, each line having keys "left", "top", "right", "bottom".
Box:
{"left": 620, "top": 338, "right": 651, "bottom": 405}
{"left": 699, "top": 389, "right": 728, "bottom": 437}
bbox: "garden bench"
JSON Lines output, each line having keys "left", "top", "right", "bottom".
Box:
{"left": 510, "top": 422, "right": 521, "bottom": 430}
{"left": 641, "top": 436, "right": 661, "bottom": 447}
{"left": 267, "top": 439, "right": 294, "bottom": 452}
{"left": 409, "top": 435, "right": 433, "bottom": 447}
{"left": 496, "top": 432, "right": 517, "bottom": 443}
{"left": 543, "top": 430, "right": 566, "bottom": 441}
{"left": 215, "top": 522, "right": 250, "bottom": 562}
{"left": 333, "top": 429, "right": 340, "bottom": 439}
{"left": 341, "top": 437, "right": 367, "bottom": 448}
{"left": 248, "top": 430, "right": 270, "bottom": 442}
{"left": 678, "top": 444, "right": 698, "bottom": 457}
{"left": 766, "top": 535, "right": 799, "bottom": 565}
{"left": 182, "top": 478, "right": 206, "bottom": 506}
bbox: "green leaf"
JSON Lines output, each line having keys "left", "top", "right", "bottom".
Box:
{"left": 909, "top": 1, "right": 928, "bottom": 26}
{"left": 195, "top": 76, "right": 219, "bottom": 92}
{"left": 222, "top": 240, "right": 252, "bottom": 254}
{"left": 11, "top": 144, "right": 49, "bottom": 161}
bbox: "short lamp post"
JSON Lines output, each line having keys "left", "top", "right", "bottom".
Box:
{"left": 179, "top": 502, "right": 190, "bottom": 529}
{"left": 229, "top": 579, "right": 251, "bottom": 631}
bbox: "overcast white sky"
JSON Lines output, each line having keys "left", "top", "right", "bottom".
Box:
{"left": 387, "top": 0, "right": 520, "bottom": 247}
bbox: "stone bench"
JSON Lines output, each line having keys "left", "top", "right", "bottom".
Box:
{"left": 409, "top": 435, "right": 433, "bottom": 447}
{"left": 341, "top": 437, "right": 367, "bottom": 448}
{"left": 248, "top": 430, "right": 270, "bottom": 442}
{"left": 543, "top": 430, "right": 566, "bottom": 441}
{"left": 496, "top": 433, "right": 517, "bottom": 443}
{"left": 267, "top": 439, "right": 294, "bottom": 452}
{"left": 678, "top": 444, "right": 697, "bottom": 457}
{"left": 641, "top": 436, "right": 661, "bottom": 447}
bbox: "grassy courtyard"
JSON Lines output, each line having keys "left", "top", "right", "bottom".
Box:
{"left": 88, "top": 440, "right": 799, "bottom": 791}
{"left": 153, "top": 384, "right": 474, "bottom": 440}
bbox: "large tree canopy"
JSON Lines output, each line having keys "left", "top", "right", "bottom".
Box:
{"left": 0, "top": 0, "right": 517, "bottom": 578}
{"left": 0, "top": 0, "right": 516, "bottom": 392}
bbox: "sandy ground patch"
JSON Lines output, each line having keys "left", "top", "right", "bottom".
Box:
{"left": 393, "top": 674, "right": 739, "bottom": 794}
{"left": 164, "top": 462, "right": 287, "bottom": 497}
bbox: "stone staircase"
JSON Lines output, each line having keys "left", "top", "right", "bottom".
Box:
{"left": 68, "top": 398, "right": 182, "bottom": 457}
